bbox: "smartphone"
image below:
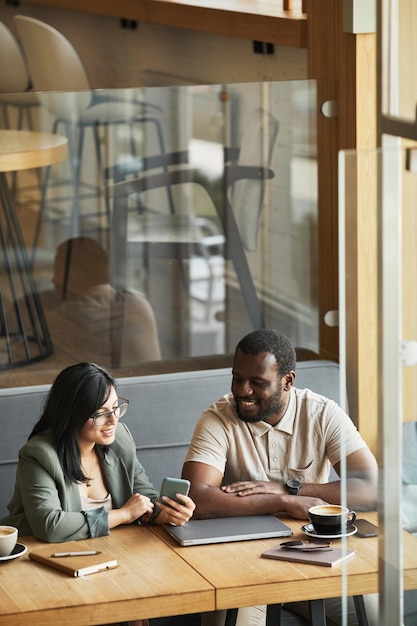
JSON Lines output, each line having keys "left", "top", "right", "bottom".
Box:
{"left": 355, "top": 518, "right": 378, "bottom": 538}
{"left": 160, "top": 477, "right": 190, "bottom": 508}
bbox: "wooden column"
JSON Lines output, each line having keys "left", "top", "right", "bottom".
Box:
{"left": 307, "top": 0, "right": 378, "bottom": 452}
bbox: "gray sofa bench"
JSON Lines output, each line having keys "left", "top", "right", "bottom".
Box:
{"left": 0, "top": 360, "right": 340, "bottom": 518}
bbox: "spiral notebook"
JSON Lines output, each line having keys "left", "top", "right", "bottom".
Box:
{"left": 163, "top": 515, "right": 293, "bottom": 547}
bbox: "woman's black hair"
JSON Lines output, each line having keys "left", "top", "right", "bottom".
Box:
{"left": 29, "top": 362, "right": 116, "bottom": 483}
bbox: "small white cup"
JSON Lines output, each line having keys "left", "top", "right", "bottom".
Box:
{"left": 0, "top": 525, "right": 18, "bottom": 557}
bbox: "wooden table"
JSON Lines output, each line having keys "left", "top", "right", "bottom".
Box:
{"left": 151, "top": 513, "right": 417, "bottom": 620}
{"left": 2, "top": 514, "right": 416, "bottom": 625}
{"left": 0, "top": 130, "right": 68, "bottom": 173}
{"left": 0, "top": 525, "right": 214, "bottom": 626}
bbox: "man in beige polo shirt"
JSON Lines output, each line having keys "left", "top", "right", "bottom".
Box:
{"left": 183, "top": 328, "right": 378, "bottom": 626}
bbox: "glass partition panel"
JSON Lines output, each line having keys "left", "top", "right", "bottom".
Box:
{"left": 340, "top": 144, "right": 417, "bottom": 625}
{"left": 380, "top": 0, "right": 417, "bottom": 122}
{"left": 0, "top": 81, "right": 317, "bottom": 386}
{"left": 380, "top": 1, "right": 417, "bottom": 138}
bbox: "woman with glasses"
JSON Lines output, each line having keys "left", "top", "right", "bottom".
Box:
{"left": 1, "top": 362, "right": 195, "bottom": 544}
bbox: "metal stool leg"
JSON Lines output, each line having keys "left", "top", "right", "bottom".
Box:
{"left": 308, "top": 599, "right": 326, "bottom": 626}
{"left": 266, "top": 604, "right": 282, "bottom": 625}
{"left": 353, "top": 595, "right": 369, "bottom": 626}
{"left": 224, "top": 608, "right": 238, "bottom": 626}
{"left": 0, "top": 172, "right": 53, "bottom": 368}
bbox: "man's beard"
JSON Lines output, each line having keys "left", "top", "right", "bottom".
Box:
{"left": 235, "top": 385, "right": 284, "bottom": 424}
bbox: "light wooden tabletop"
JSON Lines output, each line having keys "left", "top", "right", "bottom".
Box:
{"left": 0, "top": 130, "right": 68, "bottom": 173}
{"left": 150, "top": 512, "right": 417, "bottom": 611}
{"left": 2, "top": 514, "right": 416, "bottom": 625}
{"left": 0, "top": 525, "right": 214, "bottom": 626}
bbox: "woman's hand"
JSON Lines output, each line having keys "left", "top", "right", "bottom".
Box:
{"left": 110, "top": 493, "right": 155, "bottom": 528}
{"left": 156, "top": 494, "right": 196, "bottom": 526}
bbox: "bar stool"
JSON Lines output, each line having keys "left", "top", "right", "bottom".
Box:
{"left": 0, "top": 129, "right": 67, "bottom": 368}
{"left": 14, "top": 15, "right": 168, "bottom": 257}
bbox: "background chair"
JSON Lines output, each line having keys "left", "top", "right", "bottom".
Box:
{"left": 225, "top": 107, "right": 279, "bottom": 252}
{"left": 14, "top": 15, "right": 167, "bottom": 256}
{"left": 107, "top": 107, "right": 279, "bottom": 330}
{"left": 0, "top": 21, "right": 40, "bottom": 195}
{"left": 188, "top": 216, "right": 225, "bottom": 323}
{"left": 0, "top": 21, "right": 39, "bottom": 131}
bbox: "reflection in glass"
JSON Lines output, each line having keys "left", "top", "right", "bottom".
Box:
{"left": 2, "top": 81, "right": 318, "bottom": 382}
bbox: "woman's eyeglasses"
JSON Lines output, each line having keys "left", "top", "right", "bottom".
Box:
{"left": 90, "top": 398, "right": 129, "bottom": 426}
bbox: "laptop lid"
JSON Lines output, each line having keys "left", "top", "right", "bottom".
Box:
{"left": 163, "top": 515, "right": 293, "bottom": 546}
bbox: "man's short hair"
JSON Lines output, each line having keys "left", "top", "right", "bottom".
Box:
{"left": 236, "top": 329, "right": 296, "bottom": 376}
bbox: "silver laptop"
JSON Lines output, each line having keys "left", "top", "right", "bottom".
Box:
{"left": 163, "top": 515, "right": 293, "bottom": 547}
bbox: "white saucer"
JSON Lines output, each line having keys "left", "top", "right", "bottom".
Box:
{"left": 0, "top": 543, "right": 27, "bottom": 562}
{"left": 301, "top": 524, "right": 357, "bottom": 539}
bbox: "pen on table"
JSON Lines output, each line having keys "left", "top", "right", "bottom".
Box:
{"left": 51, "top": 550, "right": 101, "bottom": 557}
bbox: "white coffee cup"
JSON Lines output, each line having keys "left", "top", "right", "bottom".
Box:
{"left": 0, "top": 525, "right": 18, "bottom": 557}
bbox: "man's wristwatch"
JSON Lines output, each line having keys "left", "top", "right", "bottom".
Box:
{"left": 286, "top": 479, "right": 302, "bottom": 495}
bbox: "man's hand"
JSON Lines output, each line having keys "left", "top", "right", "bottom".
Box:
{"left": 221, "top": 480, "right": 287, "bottom": 496}
{"left": 221, "top": 481, "right": 328, "bottom": 520}
{"left": 283, "top": 496, "right": 328, "bottom": 520}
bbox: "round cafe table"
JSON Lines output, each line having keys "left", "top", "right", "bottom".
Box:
{"left": 0, "top": 129, "right": 68, "bottom": 369}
